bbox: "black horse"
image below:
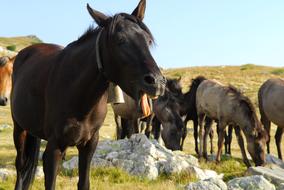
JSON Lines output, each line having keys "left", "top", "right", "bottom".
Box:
{"left": 115, "top": 78, "right": 185, "bottom": 151}
{"left": 11, "top": 1, "right": 166, "bottom": 189}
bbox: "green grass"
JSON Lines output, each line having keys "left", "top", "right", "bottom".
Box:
{"left": 1, "top": 65, "right": 283, "bottom": 189}
{"left": 271, "top": 68, "right": 284, "bottom": 75}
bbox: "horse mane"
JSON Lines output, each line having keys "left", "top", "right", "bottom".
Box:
{"left": 0, "top": 56, "right": 9, "bottom": 67}
{"left": 228, "top": 85, "right": 257, "bottom": 122}
{"left": 68, "top": 13, "right": 155, "bottom": 48}
{"left": 189, "top": 76, "right": 207, "bottom": 90}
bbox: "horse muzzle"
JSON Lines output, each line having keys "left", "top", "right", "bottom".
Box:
{"left": 0, "top": 97, "right": 8, "bottom": 106}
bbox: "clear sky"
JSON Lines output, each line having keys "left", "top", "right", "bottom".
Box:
{"left": 1, "top": 1, "right": 284, "bottom": 68}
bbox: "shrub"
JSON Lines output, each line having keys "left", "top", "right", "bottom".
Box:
{"left": 6, "top": 45, "right": 16, "bottom": 51}
{"left": 271, "top": 68, "right": 284, "bottom": 75}
{"left": 240, "top": 64, "right": 255, "bottom": 71}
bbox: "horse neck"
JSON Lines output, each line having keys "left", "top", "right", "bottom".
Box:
{"left": 233, "top": 106, "right": 258, "bottom": 137}
{"left": 57, "top": 33, "right": 110, "bottom": 115}
{"left": 182, "top": 88, "right": 197, "bottom": 114}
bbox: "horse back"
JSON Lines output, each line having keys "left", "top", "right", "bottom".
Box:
{"left": 259, "top": 78, "right": 284, "bottom": 126}
{"left": 196, "top": 80, "right": 236, "bottom": 120}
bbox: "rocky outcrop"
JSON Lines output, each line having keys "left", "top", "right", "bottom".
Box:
{"left": 246, "top": 165, "right": 284, "bottom": 188}
{"left": 227, "top": 175, "right": 275, "bottom": 190}
{"left": 63, "top": 134, "right": 222, "bottom": 180}
{"left": 185, "top": 178, "right": 227, "bottom": 190}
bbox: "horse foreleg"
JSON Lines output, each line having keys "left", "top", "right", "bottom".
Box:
{"left": 275, "top": 126, "right": 283, "bottom": 160}
{"left": 43, "top": 138, "right": 65, "bottom": 190}
{"left": 193, "top": 120, "right": 199, "bottom": 155}
{"left": 144, "top": 115, "right": 153, "bottom": 138}
{"left": 216, "top": 122, "right": 226, "bottom": 163}
{"left": 203, "top": 117, "right": 213, "bottom": 160}
{"left": 77, "top": 131, "right": 99, "bottom": 190}
{"left": 180, "top": 121, "right": 188, "bottom": 151}
{"left": 209, "top": 125, "right": 214, "bottom": 154}
{"left": 224, "top": 125, "right": 233, "bottom": 155}
{"left": 198, "top": 113, "right": 205, "bottom": 158}
{"left": 227, "top": 125, "right": 233, "bottom": 155}
{"left": 152, "top": 117, "right": 161, "bottom": 140}
{"left": 234, "top": 125, "right": 251, "bottom": 167}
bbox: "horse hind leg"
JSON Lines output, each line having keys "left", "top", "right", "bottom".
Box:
{"left": 261, "top": 115, "right": 271, "bottom": 154}
{"left": 193, "top": 120, "right": 199, "bottom": 155}
{"left": 203, "top": 117, "right": 213, "bottom": 160}
{"left": 197, "top": 113, "right": 205, "bottom": 158}
{"left": 13, "top": 122, "right": 41, "bottom": 190}
{"left": 275, "top": 126, "right": 284, "bottom": 160}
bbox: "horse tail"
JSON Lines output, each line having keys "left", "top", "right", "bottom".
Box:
{"left": 21, "top": 134, "right": 41, "bottom": 190}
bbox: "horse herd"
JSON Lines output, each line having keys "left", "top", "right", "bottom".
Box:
{"left": 0, "top": 0, "right": 283, "bottom": 189}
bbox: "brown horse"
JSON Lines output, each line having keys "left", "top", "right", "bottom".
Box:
{"left": 0, "top": 56, "right": 14, "bottom": 106}
{"left": 196, "top": 79, "right": 267, "bottom": 167}
{"left": 111, "top": 90, "right": 152, "bottom": 139}
{"left": 259, "top": 78, "right": 284, "bottom": 159}
{"left": 11, "top": 1, "right": 166, "bottom": 190}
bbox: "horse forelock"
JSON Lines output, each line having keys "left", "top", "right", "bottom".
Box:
{"left": 110, "top": 13, "right": 155, "bottom": 44}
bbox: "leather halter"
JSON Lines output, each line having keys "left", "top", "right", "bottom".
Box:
{"left": 95, "top": 28, "right": 104, "bottom": 72}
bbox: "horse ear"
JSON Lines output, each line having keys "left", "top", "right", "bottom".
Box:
{"left": 131, "top": 0, "right": 146, "bottom": 21}
{"left": 177, "top": 76, "right": 182, "bottom": 82}
{"left": 87, "top": 4, "right": 108, "bottom": 27}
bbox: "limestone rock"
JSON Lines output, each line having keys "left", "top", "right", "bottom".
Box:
{"left": 227, "top": 175, "right": 275, "bottom": 190}
{"left": 185, "top": 178, "right": 227, "bottom": 190}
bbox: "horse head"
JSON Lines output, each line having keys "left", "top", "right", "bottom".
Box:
{"left": 87, "top": 0, "right": 166, "bottom": 104}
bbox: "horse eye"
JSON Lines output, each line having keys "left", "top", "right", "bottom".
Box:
{"left": 148, "top": 39, "right": 152, "bottom": 46}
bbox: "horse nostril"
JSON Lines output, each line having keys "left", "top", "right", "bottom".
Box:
{"left": 144, "top": 75, "right": 156, "bottom": 85}
{"left": 4, "top": 97, "right": 8, "bottom": 103}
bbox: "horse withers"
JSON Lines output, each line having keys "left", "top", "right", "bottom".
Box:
{"left": 259, "top": 78, "right": 284, "bottom": 159}
{"left": 0, "top": 56, "right": 14, "bottom": 106}
{"left": 196, "top": 79, "right": 268, "bottom": 167}
{"left": 11, "top": 1, "right": 166, "bottom": 189}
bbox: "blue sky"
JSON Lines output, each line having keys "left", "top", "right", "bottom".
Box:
{"left": 1, "top": 1, "right": 284, "bottom": 68}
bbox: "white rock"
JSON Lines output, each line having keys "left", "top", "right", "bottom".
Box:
{"left": 185, "top": 178, "right": 227, "bottom": 190}
{"left": 247, "top": 165, "right": 284, "bottom": 187}
{"left": 228, "top": 175, "right": 275, "bottom": 190}
{"left": 0, "top": 168, "right": 16, "bottom": 181}
{"left": 266, "top": 154, "right": 284, "bottom": 169}
{"left": 63, "top": 134, "right": 219, "bottom": 180}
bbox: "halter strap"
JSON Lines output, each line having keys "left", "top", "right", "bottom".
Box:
{"left": 95, "top": 28, "right": 104, "bottom": 72}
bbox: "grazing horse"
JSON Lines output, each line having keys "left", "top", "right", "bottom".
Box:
{"left": 111, "top": 90, "right": 152, "bottom": 139}
{"left": 196, "top": 79, "right": 267, "bottom": 167}
{"left": 11, "top": 1, "right": 166, "bottom": 190}
{"left": 113, "top": 78, "right": 185, "bottom": 151}
{"left": 259, "top": 78, "right": 284, "bottom": 159}
{"left": 150, "top": 77, "right": 184, "bottom": 150}
{"left": 0, "top": 56, "right": 14, "bottom": 106}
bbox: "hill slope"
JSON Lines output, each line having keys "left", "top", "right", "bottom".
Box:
{"left": 0, "top": 35, "right": 42, "bottom": 56}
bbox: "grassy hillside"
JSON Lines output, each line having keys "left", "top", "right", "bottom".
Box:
{"left": 0, "top": 35, "right": 42, "bottom": 55}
